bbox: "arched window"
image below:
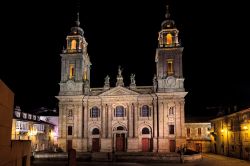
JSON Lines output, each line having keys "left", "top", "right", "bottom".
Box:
{"left": 90, "top": 106, "right": 100, "bottom": 118}
{"left": 141, "top": 105, "right": 150, "bottom": 117}
{"left": 115, "top": 106, "right": 125, "bottom": 117}
{"left": 117, "top": 126, "right": 124, "bottom": 130}
{"left": 92, "top": 128, "right": 99, "bottom": 135}
{"left": 166, "top": 33, "right": 172, "bottom": 45}
{"left": 142, "top": 128, "right": 150, "bottom": 134}
{"left": 71, "top": 40, "right": 77, "bottom": 49}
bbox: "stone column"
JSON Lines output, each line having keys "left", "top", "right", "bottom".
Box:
{"left": 128, "top": 104, "right": 133, "bottom": 138}
{"left": 180, "top": 100, "right": 185, "bottom": 137}
{"left": 62, "top": 107, "right": 67, "bottom": 138}
{"left": 108, "top": 104, "right": 112, "bottom": 138}
{"left": 153, "top": 100, "right": 158, "bottom": 138}
{"left": 105, "top": 105, "right": 108, "bottom": 138}
{"left": 158, "top": 101, "right": 164, "bottom": 138}
{"left": 83, "top": 102, "right": 88, "bottom": 138}
{"left": 66, "top": 60, "right": 69, "bottom": 80}
{"left": 61, "top": 60, "right": 66, "bottom": 81}
{"left": 78, "top": 104, "right": 83, "bottom": 138}
{"left": 175, "top": 101, "right": 181, "bottom": 137}
{"left": 76, "top": 60, "right": 80, "bottom": 81}
{"left": 134, "top": 103, "right": 138, "bottom": 137}
{"left": 101, "top": 104, "right": 106, "bottom": 138}
{"left": 73, "top": 105, "right": 77, "bottom": 138}
{"left": 132, "top": 104, "right": 135, "bottom": 137}
{"left": 58, "top": 103, "right": 63, "bottom": 137}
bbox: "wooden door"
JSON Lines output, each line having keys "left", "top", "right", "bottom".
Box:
{"left": 67, "top": 140, "right": 72, "bottom": 152}
{"left": 169, "top": 140, "right": 176, "bottom": 152}
{"left": 92, "top": 138, "right": 100, "bottom": 152}
{"left": 142, "top": 138, "right": 150, "bottom": 152}
{"left": 195, "top": 143, "right": 202, "bottom": 152}
{"left": 116, "top": 134, "right": 125, "bottom": 152}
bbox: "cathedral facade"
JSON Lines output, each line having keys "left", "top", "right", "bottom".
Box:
{"left": 57, "top": 7, "right": 187, "bottom": 152}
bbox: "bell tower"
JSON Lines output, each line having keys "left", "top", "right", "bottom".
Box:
{"left": 155, "top": 6, "right": 184, "bottom": 92}
{"left": 154, "top": 6, "right": 187, "bottom": 151}
{"left": 59, "top": 13, "right": 91, "bottom": 95}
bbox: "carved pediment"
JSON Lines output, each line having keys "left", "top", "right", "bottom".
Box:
{"left": 99, "top": 86, "right": 139, "bottom": 96}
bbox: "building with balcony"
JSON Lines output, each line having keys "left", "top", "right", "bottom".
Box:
{"left": 12, "top": 106, "right": 56, "bottom": 152}
{"left": 210, "top": 108, "right": 250, "bottom": 159}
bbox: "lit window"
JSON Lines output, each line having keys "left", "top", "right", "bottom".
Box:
{"left": 167, "top": 59, "right": 174, "bottom": 75}
{"left": 166, "top": 33, "right": 172, "bottom": 45}
{"left": 83, "top": 68, "right": 87, "bottom": 80}
{"left": 69, "top": 64, "right": 75, "bottom": 79}
{"left": 71, "top": 40, "right": 76, "bottom": 49}
{"left": 169, "top": 125, "right": 174, "bottom": 134}
{"left": 141, "top": 105, "right": 150, "bottom": 117}
{"left": 90, "top": 107, "right": 100, "bottom": 118}
{"left": 115, "top": 106, "right": 125, "bottom": 117}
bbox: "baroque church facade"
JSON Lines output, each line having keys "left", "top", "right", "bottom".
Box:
{"left": 57, "top": 7, "right": 187, "bottom": 152}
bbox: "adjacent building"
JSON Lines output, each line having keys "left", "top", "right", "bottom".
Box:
{"left": 57, "top": 6, "right": 187, "bottom": 152}
{"left": 12, "top": 106, "right": 56, "bottom": 152}
{"left": 0, "top": 80, "right": 31, "bottom": 166}
{"left": 185, "top": 122, "right": 211, "bottom": 152}
{"left": 210, "top": 108, "right": 250, "bottom": 159}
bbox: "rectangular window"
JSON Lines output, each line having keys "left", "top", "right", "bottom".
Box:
{"left": 245, "top": 133, "right": 249, "bottom": 140}
{"left": 69, "top": 64, "right": 75, "bottom": 79}
{"left": 187, "top": 128, "right": 190, "bottom": 137}
{"left": 68, "top": 126, "right": 73, "bottom": 135}
{"left": 198, "top": 128, "right": 201, "bottom": 136}
{"left": 169, "top": 125, "right": 175, "bottom": 134}
{"left": 167, "top": 59, "right": 174, "bottom": 75}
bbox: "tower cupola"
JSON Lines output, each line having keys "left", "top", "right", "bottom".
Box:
{"left": 64, "top": 13, "right": 87, "bottom": 54}
{"left": 158, "top": 6, "right": 180, "bottom": 48}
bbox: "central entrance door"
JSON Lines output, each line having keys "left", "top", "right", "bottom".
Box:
{"left": 67, "top": 140, "right": 72, "bottom": 152}
{"left": 116, "top": 133, "right": 125, "bottom": 152}
{"left": 92, "top": 138, "right": 100, "bottom": 152}
{"left": 169, "top": 140, "right": 176, "bottom": 152}
{"left": 142, "top": 138, "right": 150, "bottom": 152}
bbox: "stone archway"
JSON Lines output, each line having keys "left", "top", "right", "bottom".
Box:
{"left": 141, "top": 127, "right": 152, "bottom": 152}
{"left": 92, "top": 128, "right": 100, "bottom": 152}
{"left": 89, "top": 125, "right": 101, "bottom": 152}
{"left": 113, "top": 125, "right": 127, "bottom": 152}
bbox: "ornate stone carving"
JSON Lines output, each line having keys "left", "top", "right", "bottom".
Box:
{"left": 116, "top": 66, "right": 124, "bottom": 87}
{"left": 166, "top": 76, "right": 176, "bottom": 88}
{"left": 129, "top": 73, "right": 136, "bottom": 89}
{"left": 104, "top": 75, "right": 110, "bottom": 90}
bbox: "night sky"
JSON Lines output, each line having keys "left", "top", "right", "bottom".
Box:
{"left": 1, "top": 0, "right": 250, "bottom": 117}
